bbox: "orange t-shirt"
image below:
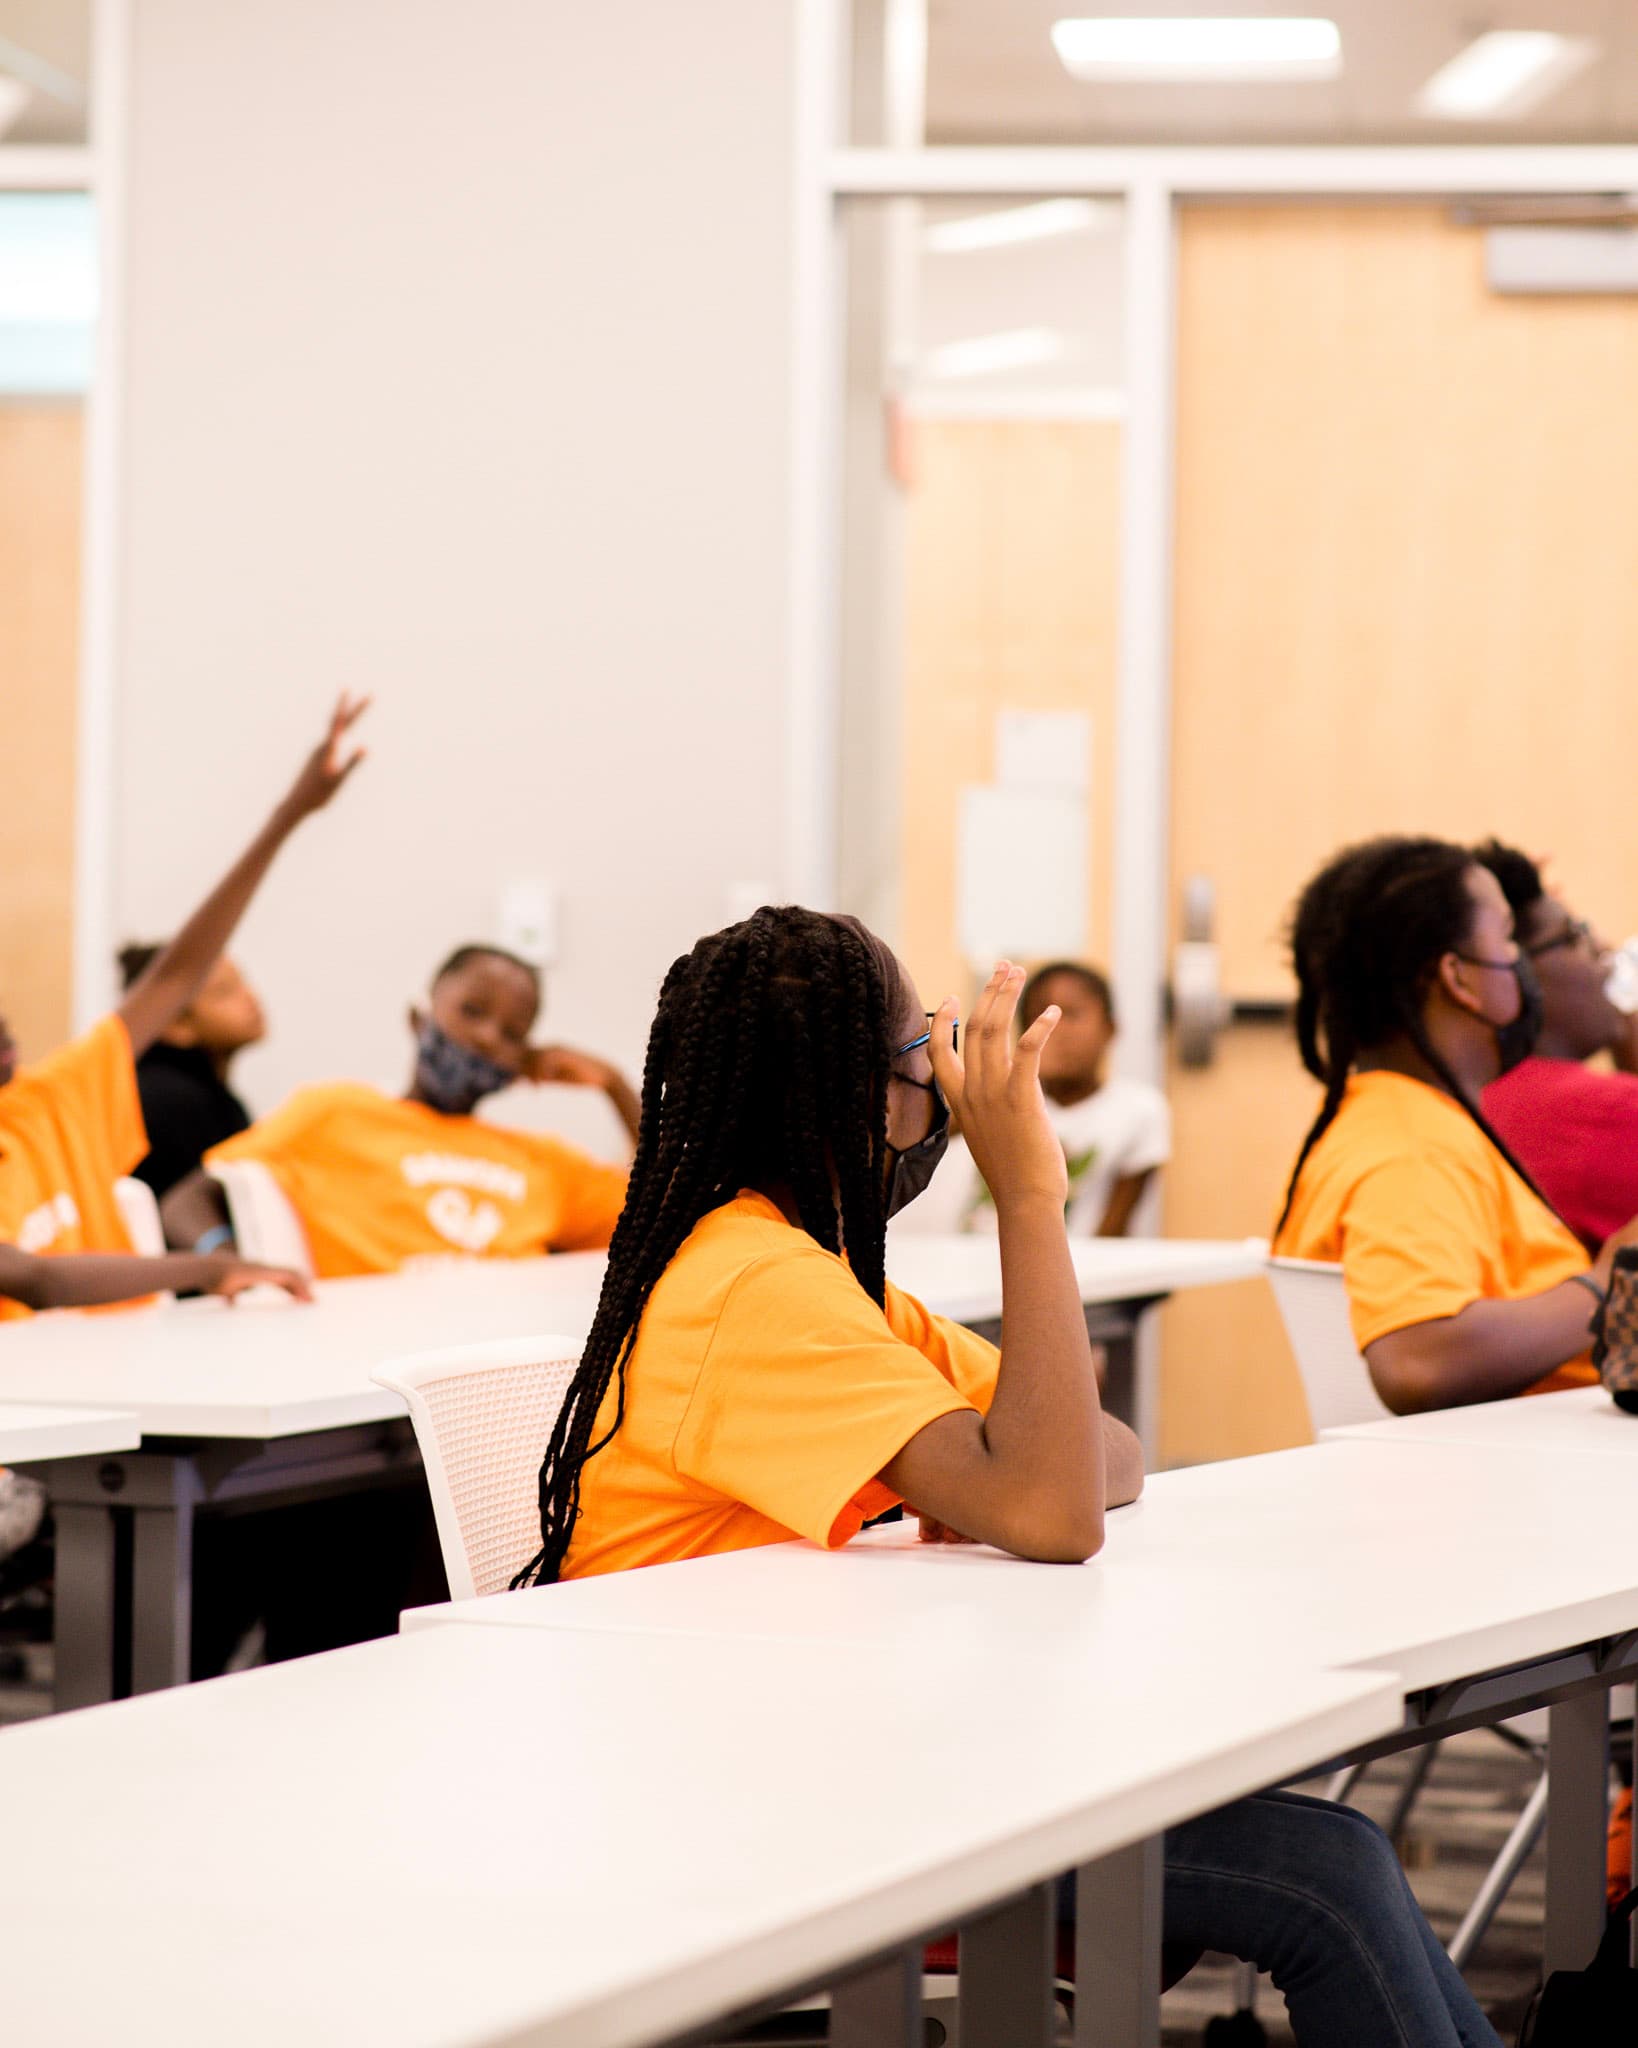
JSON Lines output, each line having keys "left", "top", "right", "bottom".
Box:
{"left": 206, "top": 1084, "right": 627, "bottom": 1279}
{"left": 1273, "top": 1069, "right": 1595, "bottom": 1395}
{"left": 0, "top": 1016, "right": 148, "bottom": 1322}
{"left": 563, "top": 1190, "right": 1000, "bottom": 1581}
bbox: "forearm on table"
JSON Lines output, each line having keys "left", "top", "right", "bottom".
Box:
{"left": 1365, "top": 1284, "right": 1600, "bottom": 1413}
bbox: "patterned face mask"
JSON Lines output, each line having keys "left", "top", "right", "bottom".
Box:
{"left": 412, "top": 1017, "right": 516, "bottom": 1116}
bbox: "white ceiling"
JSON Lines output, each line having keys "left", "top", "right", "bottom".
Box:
{"left": 3, "top": 3, "right": 1636, "bottom": 151}
{"left": 922, "top": 0, "right": 1638, "bottom": 144}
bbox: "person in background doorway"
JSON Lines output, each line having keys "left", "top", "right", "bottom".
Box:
{"left": 1473, "top": 840, "right": 1638, "bottom": 1254}
{"left": 116, "top": 945, "right": 264, "bottom": 1199}
{"left": 0, "top": 695, "right": 367, "bottom": 1320}
{"left": 890, "top": 960, "right": 1170, "bottom": 1239}
{"left": 162, "top": 945, "right": 637, "bottom": 1273}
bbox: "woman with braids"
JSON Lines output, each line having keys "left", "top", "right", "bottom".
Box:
{"left": 517, "top": 905, "right": 1503, "bottom": 2048}
{"left": 1273, "top": 835, "right": 1638, "bottom": 1414}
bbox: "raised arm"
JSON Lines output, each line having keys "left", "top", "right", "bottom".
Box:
{"left": 0, "top": 1242, "right": 309, "bottom": 1312}
{"left": 880, "top": 965, "right": 1118, "bottom": 1564}
{"left": 118, "top": 695, "right": 369, "bottom": 1060}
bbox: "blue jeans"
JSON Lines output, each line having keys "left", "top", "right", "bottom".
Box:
{"left": 1158, "top": 1789, "right": 1504, "bottom": 2047}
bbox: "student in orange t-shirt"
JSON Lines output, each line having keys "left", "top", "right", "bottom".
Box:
{"left": 508, "top": 907, "right": 1503, "bottom": 2048}
{"left": 0, "top": 696, "right": 368, "bottom": 1321}
{"left": 163, "top": 946, "right": 634, "bottom": 1274}
{"left": 1273, "top": 835, "right": 1638, "bottom": 1413}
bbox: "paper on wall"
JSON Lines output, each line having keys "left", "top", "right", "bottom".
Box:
{"left": 995, "top": 709, "right": 1091, "bottom": 794}
{"left": 956, "top": 784, "right": 1088, "bottom": 973}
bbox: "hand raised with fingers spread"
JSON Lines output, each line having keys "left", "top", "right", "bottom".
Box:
{"left": 928, "top": 963, "right": 1067, "bottom": 1215}
{"left": 281, "top": 693, "right": 371, "bottom": 821}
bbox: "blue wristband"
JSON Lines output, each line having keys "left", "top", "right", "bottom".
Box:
{"left": 193, "top": 1225, "right": 233, "bottom": 1256}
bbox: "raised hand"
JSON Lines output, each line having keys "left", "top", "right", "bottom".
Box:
{"left": 928, "top": 963, "right": 1067, "bottom": 1215}
{"left": 279, "top": 693, "right": 370, "bottom": 822}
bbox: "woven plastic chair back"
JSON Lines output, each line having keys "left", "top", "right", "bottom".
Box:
{"left": 1267, "top": 1256, "right": 1395, "bottom": 1433}
{"left": 208, "top": 1160, "right": 315, "bottom": 1276}
{"left": 373, "top": 1336, "right": 583, "bottom": 1600}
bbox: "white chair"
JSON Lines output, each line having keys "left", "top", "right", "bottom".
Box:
{"left": 371, "top": 1334, "right": 585, "bottom": 1600}
{"left": 113, "top": 1176, "right": 166, "bottom": 1258}
{"left": 208, "top": 1160, "right": 314, "bottom": 1277}
{"left": 1266, "top": 1255, "right": 1394, "bottom": 1431}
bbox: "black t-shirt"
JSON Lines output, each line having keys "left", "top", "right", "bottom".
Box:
{"left": 131, "top": 1043, "right": 250, "bottom": 1199}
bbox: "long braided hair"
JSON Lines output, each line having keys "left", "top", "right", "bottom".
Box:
{"left": 1276, "top": 835, "right": 1552, "bottom": 1235}
{"left": 514, "top": 906, "right": 899, "bottom": 1587}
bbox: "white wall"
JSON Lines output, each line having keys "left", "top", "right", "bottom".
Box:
{"left": 109, "top": 0, "right": 801, "bottom": 1154}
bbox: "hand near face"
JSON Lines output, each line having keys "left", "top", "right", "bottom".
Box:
{"left": 524, "top": 1043, "right": 621, "bottom": 1092}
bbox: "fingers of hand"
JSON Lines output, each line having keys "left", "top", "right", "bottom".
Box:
{"left": 973, "top": 962, "right": 1023, "bottom": 1095}
{"left": 926, "top": 996, "right": 965, "bottom": 1102}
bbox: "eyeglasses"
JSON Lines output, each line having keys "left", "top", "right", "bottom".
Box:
{"left": 894, "top": 1011, "right": 959, "bottom": 1059}
{"left": 1526, "top": 918, "right": 1594, "bottom": 960}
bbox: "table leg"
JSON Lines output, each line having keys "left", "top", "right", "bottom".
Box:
{"left": 1544, "top": 1689, "right": 1611, "bottom": 1974}
{"left": 130, "top": 1493, "right": 196, "bottom": 1695}
{"left": 829, "top": 1947, "right": 922, "bottom": 2048}
{"left": 1075, "top": 1835, "right": 1163, "bottom": 2048}
{"left": 958, "top": 1880, "right": 1056, "bottom": 2048}
{"left": 50, "top": 1500, "right": 118, "bottom": 1712}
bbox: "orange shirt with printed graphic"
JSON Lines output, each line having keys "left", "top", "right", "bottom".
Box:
{"left": 562, "top": 1190, "right": 1000, "bottom": 1581}
{"left": 1273, "top": 1069, "right": 1595, "bottom": 1396}
{"left": 0, "top": 1017, "right": 148, "bottom": 1322}
{"left": 206, "top": 1084, "right": 627, "bottom": 1278}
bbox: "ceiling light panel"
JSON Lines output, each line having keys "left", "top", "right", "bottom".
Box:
{"left": 1051, "top": 16, "right": 1342, "bottom": 84}
{"left": 1416, "top": 32, "right": 1597, "bottom": 121}
{"left": 924, "top": 199, "right": 1116, "bottom": 254}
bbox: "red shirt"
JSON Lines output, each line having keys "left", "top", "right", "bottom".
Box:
{"left": 1483, "top": 1055, "right": 1638, "bottom": 1254}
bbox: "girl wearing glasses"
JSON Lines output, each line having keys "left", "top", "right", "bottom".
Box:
{"left": 517, "top": 904, "right": 1500, "bottom": 2048}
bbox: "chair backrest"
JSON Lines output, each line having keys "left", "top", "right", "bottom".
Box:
{"left": 113, "top": 1176, "right": 166, "bottom": 1257}
{"left": 209, "top": 1160, "right": 314, "bottom": 1276}
{"left": 1267, "top": 1255, "right": 1395, "bottom": 1432}
{"left": 372, "top": 1334, "right": 584, "bottom": 1600}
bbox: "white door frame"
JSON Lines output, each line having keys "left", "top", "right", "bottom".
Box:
{"left": 804, "top": 132, "right": 1638, "bottom": 1080}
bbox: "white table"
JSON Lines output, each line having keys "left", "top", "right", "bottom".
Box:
{"left": 410, "top": 1436, "right": 1638, "bottom": 1992}
{"left": 0, "top": 1615, "right": 1399, "bottom": 2048}
{"left": 0, "top": 1402, "right": 138, "bottom": 1464}
{"left": 1324, "top": 1383, "right": 1638, "bottom": 1460}
{"left": 0, "top": 1239, "right": 1262, "bottom": 1709}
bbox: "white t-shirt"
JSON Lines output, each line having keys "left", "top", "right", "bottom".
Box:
{"left": 892, "top": 1075, "right": 1172, "bottom": 1239}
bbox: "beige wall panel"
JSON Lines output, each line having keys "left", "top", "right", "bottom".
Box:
{"left": 1172, "top": 201, "right": 1638, "bottom": 1002}
{"left": 900, "top": 417, "right": 1120, "bottom": 1009}
{"left": 0, "top": 403, "right": 80, "bottom": 1059}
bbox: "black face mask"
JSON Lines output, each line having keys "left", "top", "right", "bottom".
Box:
{"left": 1494, "top": 953, "right": 1545, "bottom": 1075}
{"left": 412, "top": 1017, "right": 516, "bottom": 1117}
{"left": 885, "top": 1076, "right": 951, "bottom": 1217}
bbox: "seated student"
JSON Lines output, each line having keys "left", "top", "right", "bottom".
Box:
{"left": 114, "top": 944, "right": 265, "bottom": 1200}
{"left": 0, "top": 696, "right": 367, "bottom": 1321}
{"left": 513, "top": 905, "right": 1501, "bottom": 2048}
{"left": 1474, "top": 840, "right": 1638, "bottom": 1254}
{"left": 892, "top": 959, "right": 1170, "bottom": 1238}
{"left": 1272, "top": 836, "right": 1638, "bottom": 1413}
{"left": 163, "top": 945, "right": 635, "bottom": 1274}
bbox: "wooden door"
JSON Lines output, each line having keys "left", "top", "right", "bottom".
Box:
{"left": 1161, "top": 200, "right": 1638, "bottom": 1465}
{"left": 0, "top": 402, "right": 81, "bottom": 1060}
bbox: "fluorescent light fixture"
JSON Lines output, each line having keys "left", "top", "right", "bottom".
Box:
{"left": 1416, "top": 32, "right": 1596, "bottom": 120}
{"left": 925, "top": 198, "right": 1114, "bottom": 255}
{"left": 923, "top": 328, "right": 1067, "bottom": 380}
{"left": 1051, "top": 16, "right": 1341, "bottom": 83}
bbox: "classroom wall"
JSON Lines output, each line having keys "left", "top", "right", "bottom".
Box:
{"left": 108, "top": 0, "right": 799, "bottom": 1153}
